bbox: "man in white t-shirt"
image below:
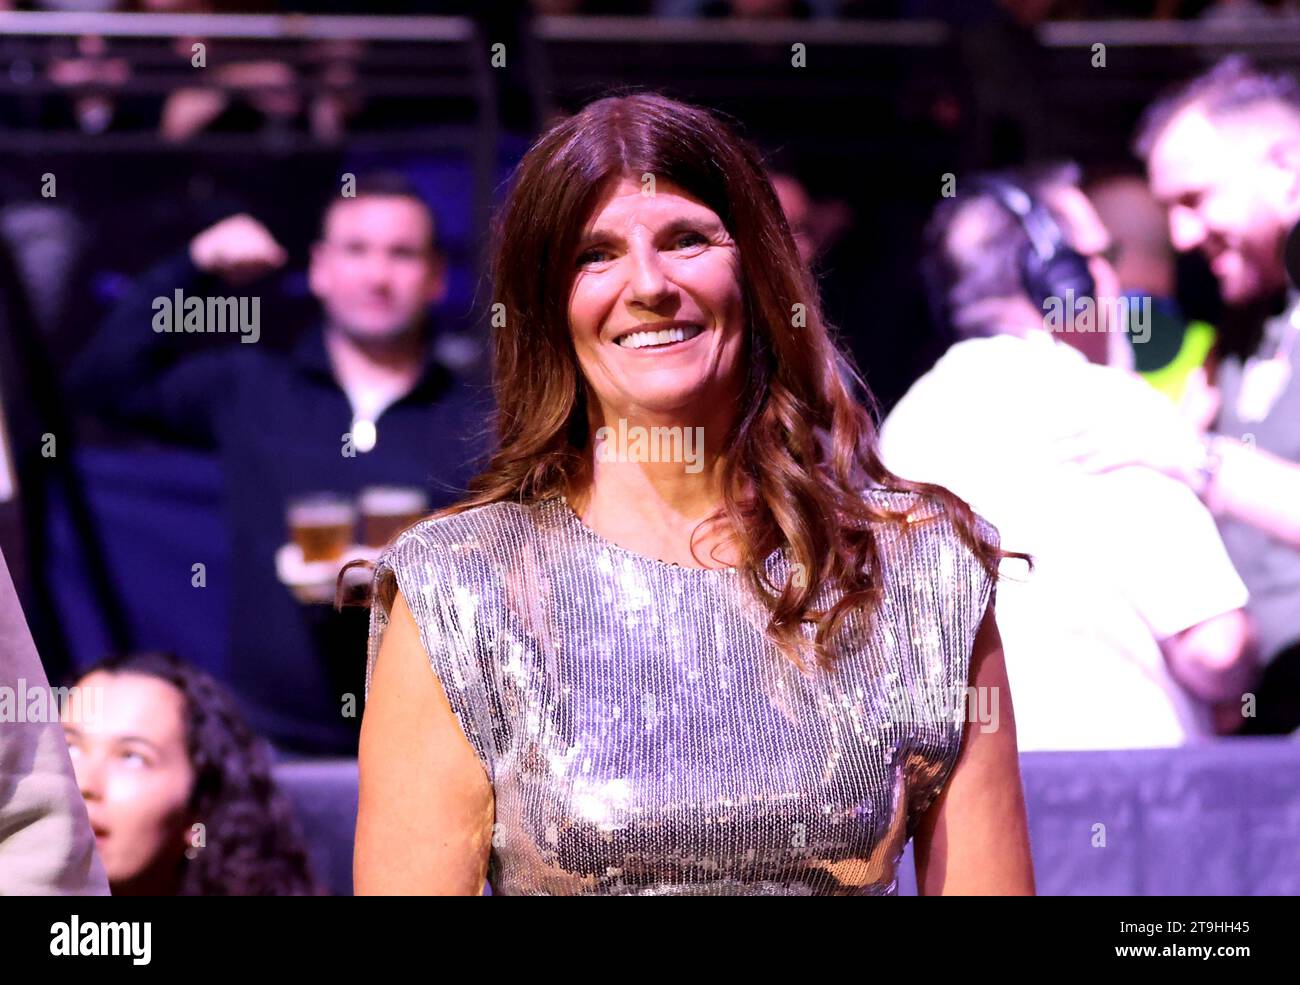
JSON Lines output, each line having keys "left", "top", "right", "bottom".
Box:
{"left": 881, "top": 164, "right": 1254, "bottom": 751}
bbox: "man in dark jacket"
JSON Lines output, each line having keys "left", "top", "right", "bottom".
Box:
{"left": 67, "top": 175, "right": 492, "bottom": 755}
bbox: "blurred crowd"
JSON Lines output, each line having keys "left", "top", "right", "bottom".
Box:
{"left": 4, "top": 0, "right": 1300, "bottom": 20}
{"left": 1, "top": 7, "right": 1300, "bottom": 894}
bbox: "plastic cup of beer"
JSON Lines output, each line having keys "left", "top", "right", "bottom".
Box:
{"left": 359, "top": 485, "right": 429, "bottom": 549}
{"left": 287, "top": 493, "right": 357, "bottom": 563}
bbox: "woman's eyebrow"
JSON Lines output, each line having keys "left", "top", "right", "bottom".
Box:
{"left": 116, "top": 735, "right": 165, "bottom": 755}
{"left": 660, "top": 217, "right": 722, "bottom": 237}
{"left": 578, "top": 216, "right": 721, "bottom": 247}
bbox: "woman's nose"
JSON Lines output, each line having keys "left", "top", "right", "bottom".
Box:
{"left": 626, "top": 246, "right": 670, "bottom": 306}
{"left": 74, "top": 751, "right": 106, "bottom": 801}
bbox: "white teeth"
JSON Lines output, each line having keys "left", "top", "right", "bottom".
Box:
{"left": 616, "top": 325, "right": 703, "bottom": 349}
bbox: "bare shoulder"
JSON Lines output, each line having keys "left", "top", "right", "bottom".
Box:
{"left": 373, "top": 498, "right": 538, "bottom": 613}
{"left": 864, "top": 486, "right": 1001, "bottom": 571}
{"left": 384, "top": 499, "right": 536, "bottom": 561}
{"left": 355, "top": 587, "right": 495, "bottom": 895}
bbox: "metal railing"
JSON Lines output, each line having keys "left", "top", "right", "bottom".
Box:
{"left": 0, "top": 11, "right": 499, "bottom": 281}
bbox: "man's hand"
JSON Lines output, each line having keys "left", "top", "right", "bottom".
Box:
{"left": 189, "top": 213, "right": 288, "bottom": 286}
{"left": 1054, "top": 404, "right": 1206, "bottom": 487}
{"left": 1177, "top": 365, "right": 1222, "bottom": 432}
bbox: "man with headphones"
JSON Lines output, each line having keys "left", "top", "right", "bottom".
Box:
{"left": 880, "top": 164, "right": 1254, "bottom": 752}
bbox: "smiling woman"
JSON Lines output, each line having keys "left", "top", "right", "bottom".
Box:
{"left": 354, "top": 92, "right": 1035, "bottom": 896}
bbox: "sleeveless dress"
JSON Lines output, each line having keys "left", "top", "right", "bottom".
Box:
{"left": 365, "top": 490, "right": 997, "bottom": 895}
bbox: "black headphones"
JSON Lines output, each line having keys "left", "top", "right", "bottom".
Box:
{"left": 924, "top": 175, "right": 1096, "bottom": 338}
{"left": 972, "top": 175, "right": 1096, "bottom": 313}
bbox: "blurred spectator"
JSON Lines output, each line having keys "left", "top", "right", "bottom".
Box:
{"left": 881, "top": 164, "right": 1255, "bottom": 750}
{"left": 1199, "top": 0, "right": 1300, "bottom": 22}
{"left": 64, "top": 174, "right": 492, "bottom": 755}
{"left": 904, "top": 1, "right": 1054, "bottom": 165}
{"left": 1086, "top": 173, "right": 1218, "bottom": 403}
{"left": 768, "top": 168, "right": 853, "bottom": 268}
{"left": 1066, "top": 55, "right": 1300, "bottom": 735}
{"left": 531, "top": 0, "right": 654, "bottom": 11}
{"left": 655, "top": 0, "right": 825, "bottom": 18}
{"left": 43, "top": 33, "right": 143, "bottom": 137}
{"left": 62, "top": 651, "right": 324, "bottom": 894}
{"left": 1087, "top": 175, "right": 1175, "bottom": 301}
{"left": 706, "top": 0, "right": 813, "bottom": 14}
{"left": 770, "top": 171, "right": 817, "bottom": 266}
{"left": 29, "top": 1, "right": 121, "bottom": 10}
{"left": 21, "top": 2, "right": 340, "bottom": 143}
{"left": 762, "top": 154, "right": 932, "bottom": 412}
{"left": 160, "top": 59, "right": 305, "bottom": 144}
{"left": 130, "top": 0, "right": 275, "bottom": 10}
{"left": 900, "top": 0, "right": 1055, "bottom": 25}
{"left": 150, "top": 0, "right": 306, "bottom": 143}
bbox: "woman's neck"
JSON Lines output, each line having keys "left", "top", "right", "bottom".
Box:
{"left": 568, "top": 409, "right": 745, "bottom": 568}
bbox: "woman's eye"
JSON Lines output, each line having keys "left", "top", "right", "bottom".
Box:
{"left": 576, "top": 232, "right": 707, "bottom": 267}
{"left": 121, "top": 750, "right": 149, "bottom": 767}
{"left": 576, "top": 248, "right": 610, "bottom": 268}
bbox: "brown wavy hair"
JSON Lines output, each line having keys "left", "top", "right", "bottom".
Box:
{"left": 73, "top": 652, "right": 324, "bottom": 896}
{"left": 361, "top": 91, "right": 1017, "bottom": 671}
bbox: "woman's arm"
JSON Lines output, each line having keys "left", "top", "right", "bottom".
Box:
{"left": 913, "top": 604, "right": 1035, "bottom": 895}
{"left": 354, "top": 589, "right": 495, "bottom": 895}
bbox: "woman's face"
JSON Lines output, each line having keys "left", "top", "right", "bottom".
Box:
{"left": 62, "top": 671, "right": 196, "bottom": 889}
{"left": 567, "top": 176, "right": 747, "bottom": 423}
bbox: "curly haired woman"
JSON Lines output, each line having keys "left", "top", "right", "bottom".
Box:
{"left": 62, "top": 652, "right": 323, "bottom": 895}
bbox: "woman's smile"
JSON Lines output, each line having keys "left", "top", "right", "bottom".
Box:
{"left": 569, "top": 177, "right": 745, "bottom": 415}
{"left": 611, "top": 320, "right": 707, "bottom": 352}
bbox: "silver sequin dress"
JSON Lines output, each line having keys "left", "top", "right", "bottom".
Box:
{"left": 365, "top": 489, "right": 997, "bottom": 895}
